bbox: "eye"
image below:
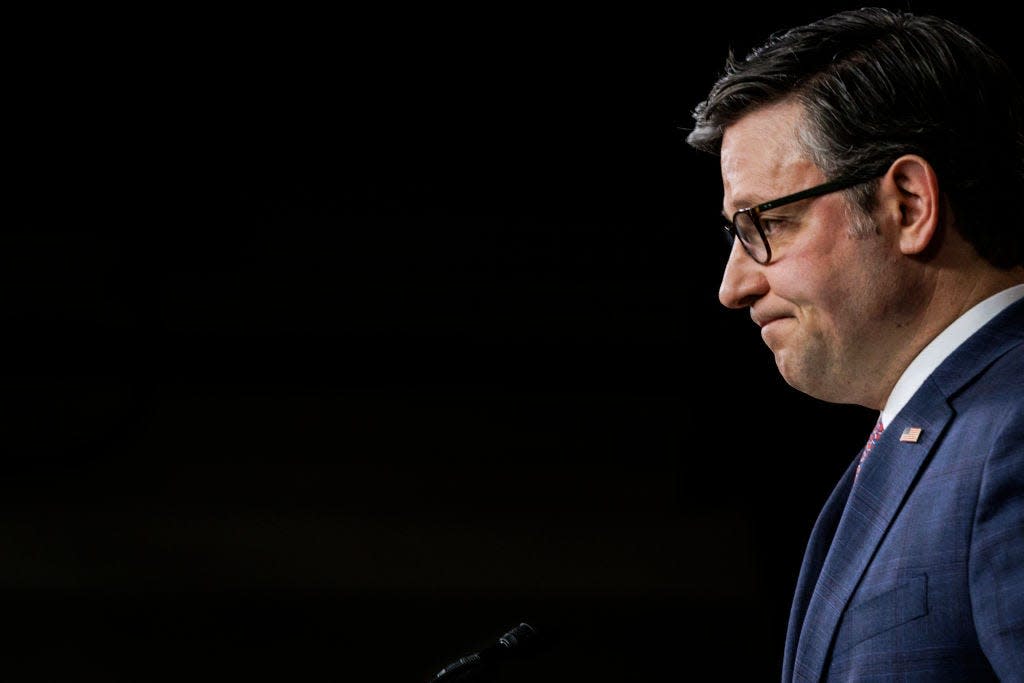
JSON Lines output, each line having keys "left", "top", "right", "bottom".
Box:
{"left": 760, "top": 217, "right": 786, "bottom": 235}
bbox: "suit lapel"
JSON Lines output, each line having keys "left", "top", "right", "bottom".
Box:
{"left": 791, "top": 402, "right": 952, "bottom": 681}
{"left": 782, "top": 456, "right": 858, "bottom": 682}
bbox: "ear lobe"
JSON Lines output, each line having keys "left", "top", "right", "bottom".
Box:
{"left": 883, "top": 155, "right": 940, "bottom": 255}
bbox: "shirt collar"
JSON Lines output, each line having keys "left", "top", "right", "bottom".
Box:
{"left": 880, "top": 283, "right": 1024, "bottom": 427}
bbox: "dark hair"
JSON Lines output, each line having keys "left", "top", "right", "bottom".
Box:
{"left": 687, "top": 7, "right": 1024, "bottom": 268}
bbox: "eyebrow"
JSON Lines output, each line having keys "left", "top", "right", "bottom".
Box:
{"left": 725, "top": 197, "right": 760, "bottom": 214}
{"left": 721, "top": 196, "right": 770, "bottom": 217}
{"left": 726, "top": 190, "right": 824, "bottom": 218}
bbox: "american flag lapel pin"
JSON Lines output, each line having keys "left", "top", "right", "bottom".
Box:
{"left": 900, "top": 427, "right": 923, "bottom": 443}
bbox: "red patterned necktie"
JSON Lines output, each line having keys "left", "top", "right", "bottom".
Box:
{"left": 855, "top": 419, "right": 885, "bottom": 481}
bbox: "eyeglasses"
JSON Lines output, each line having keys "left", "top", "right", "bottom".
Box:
{"left": 722, "top": 175, "right": 873, "bottom": 264}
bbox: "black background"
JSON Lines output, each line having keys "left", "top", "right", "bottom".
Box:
{"left": 5, "top": 3, "right": 1017, "bottom": 681}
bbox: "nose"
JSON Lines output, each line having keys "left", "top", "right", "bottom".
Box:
{"left": 718, "top": 239, "right": 768, "bottom": 309}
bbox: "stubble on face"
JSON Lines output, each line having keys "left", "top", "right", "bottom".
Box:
{"left": 721, "top": 101, "right": 900, "bottom": 407}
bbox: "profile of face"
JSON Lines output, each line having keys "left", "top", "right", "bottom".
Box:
{"left": 717, "top": 100, "right": 909, "bottom": 407}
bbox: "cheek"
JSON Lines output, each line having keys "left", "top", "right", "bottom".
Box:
{"left": 778, "top": 249, "right": 870, "bottom": 333}
{"left": 776, "top": 251, "right": 845, "bottom": 305}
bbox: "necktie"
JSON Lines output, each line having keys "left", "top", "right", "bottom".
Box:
{"left": 855, "top": 419, "right": 885, "bottom": 481}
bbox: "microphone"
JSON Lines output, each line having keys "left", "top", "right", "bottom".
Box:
{"left": 429, "top": 622, "right": 537, "bottom": 682}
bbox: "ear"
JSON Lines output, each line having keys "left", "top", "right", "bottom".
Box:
{"left": 879, "top": 155, "right": 940, "bottom": 255}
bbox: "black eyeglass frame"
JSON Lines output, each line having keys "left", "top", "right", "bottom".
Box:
{"left": 723, "top": 175, "right": 875, "bottom": 264}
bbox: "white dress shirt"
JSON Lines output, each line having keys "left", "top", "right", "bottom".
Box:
{"left": 880, "top": 283, "right": 1024, "bottom": 427}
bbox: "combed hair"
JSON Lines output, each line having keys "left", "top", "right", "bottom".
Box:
{"left": 687, "top": 7, "right": 1024, "bottom": 268}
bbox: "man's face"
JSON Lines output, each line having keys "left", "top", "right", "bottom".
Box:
{"left": 718, "top": 100, "right": 899, "bottom": 405}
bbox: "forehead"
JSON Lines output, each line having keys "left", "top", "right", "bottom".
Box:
{"left": 720, "top": 100, "right": 822, "bottom": 208}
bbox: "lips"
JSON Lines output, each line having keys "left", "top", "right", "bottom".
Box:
{"left": 760, "top": 317, "right": 790, "bottom": 337}
{"left": 752, "top": 311, "right": 789, "bottom": 328}
{"left": 752, "top": 312, "right": 793, "bottom": 345}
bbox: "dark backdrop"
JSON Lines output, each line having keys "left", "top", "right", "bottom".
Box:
{"left": 5, "top": 4, "right": 1015, "bottom": 681}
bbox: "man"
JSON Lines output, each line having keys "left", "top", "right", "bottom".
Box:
{"left": 686, "top": 8, "right": 1024, "bottom": 681}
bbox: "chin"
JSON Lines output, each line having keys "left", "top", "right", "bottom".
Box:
{"left": 780, "top": 371, "right": 809, "bottom": 394}
{"left": 775, "top": 355, "right": 817, "bottom": 397}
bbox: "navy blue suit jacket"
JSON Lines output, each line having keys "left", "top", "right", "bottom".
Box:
{"left": 782, "top": 297, "right": 1024, "bottom": 681}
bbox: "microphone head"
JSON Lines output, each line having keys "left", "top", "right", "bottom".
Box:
{"left": 497, "top": 622, "right": 536, "bottom": 652}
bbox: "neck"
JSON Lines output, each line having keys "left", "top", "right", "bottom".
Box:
{"left": 864, "top": 256, "right": 1024, "bottom": 410}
